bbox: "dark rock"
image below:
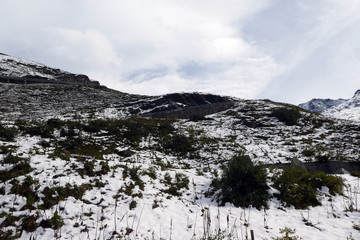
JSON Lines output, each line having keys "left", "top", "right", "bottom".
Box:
{"left": 116, "top": 148, "right": 135, "bottom": 157}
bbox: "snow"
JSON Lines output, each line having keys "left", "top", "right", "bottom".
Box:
{"left": 0, "top": 54, "right": 59, "bottom": 79}
{"left": 1, "top": 111, "right": 360, "bottom": 239}
{"left": 1, "top": 51, "right": 360, "bottom": 239}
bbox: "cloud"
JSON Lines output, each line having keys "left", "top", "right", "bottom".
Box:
{"left": 45, "top": 28, "right": 124, "bottom": 87}
{"left": 0, "top": 0, "right": 283, "bottom": 99}
{"left": 2, "top": 0, "right": 360, "bottom": 103}
{"left": 249, "top": 0, "right": 360, "bottom": 103}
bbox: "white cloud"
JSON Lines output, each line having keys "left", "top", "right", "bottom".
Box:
{"left": 284, "top": 0, "right": 360, "bottom": 71}
{"left": 2, "top": 0, "right": 360, "bottom": 103}
{"left": 49, "top": 29, "right": 122, "bottom": 67}
{"left": 250, "top": 0, "right": 360, "bottom": 103}
{"left": 0, "top": 0, "right": 283, "bottom": 99}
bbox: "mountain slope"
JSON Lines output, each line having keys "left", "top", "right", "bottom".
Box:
{"left": 0, "top": 53, "right": 98, "bottom": 86}
{"left": 0, "top": 54, "right": 233, "bottom": 121}
{"left": 0, "top": 54, "right": 360, "bottom": 240}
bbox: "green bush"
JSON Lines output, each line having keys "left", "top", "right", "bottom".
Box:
{"left": 82, "top": 118, "right": 175, "bottom": 146}
{"left": 162, "top": 134, "right": 195, "bottom": 156}
{"left": 270, "top": 108, "right": 301, "bottom": 126}
{"left": 144, "top": 166, "right": 157, "bottom": 180}
{"left": 100, "top": 161, "right": 110, "bottom": 175}
{"left": 40, "top": 210, "right": 64, "bottom": 230}
{"left": 272, "top": 227, "right": 302, "bottom": 240}
{"left": 122, "top": 166, "right": 145, "bottom": 190}
{"left": 46, "top": 118, "right": 64, "bottom": 129}
{"left": 40, "top": 184, "right": 92, "bottom": 209}
{"left": 0, "top": 161, "right": 32, "bottom": 182}
{"left": 351, "top": 171, "right": 360, "bottom": 178}
{"left": 162, "top": 172, "right": 189, "bottom": 197}
{"left": 21, "top": 214, "right": 39, "bottom": 232}
{"left": 302, "top": 148, "right": 315, "bottom": 157}
{"left": 129, "top": 200, "right": 137, "bottom": 210}
{"left": 0, "top": 124, "right": 18, "bottom": 141}
{"left": 211, "top": 153, "right": 270, "bottom": 209}
{"left": 272, "top": 167, "right": 344, "bottom": 209}
{"left": 3, "top": 154, "right": 27, "bottom": 164}
{"left": 10, "top": 176, "right": 39, "bottom": 209}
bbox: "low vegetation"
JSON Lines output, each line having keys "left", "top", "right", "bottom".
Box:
{"left": 270, "top": 107, "right": 302, "bottom": 126}
{"left": 0, "top": 159, "right": 32, "bottom": 182}
{"left": 0, "top": 124, "right": 18, "bottom": 141}
{"left": 0, "top": 96, "right": 358, "bottom": 239}
{"left": 272, "top": 167, "right": 344, "bottom": 209}
{"left": 210, "top": 153, "right": 270, "bottom": 209}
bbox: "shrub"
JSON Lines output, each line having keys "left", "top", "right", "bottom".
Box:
{"left": 302, "top": 148, "right": 315, "bottom": 157}
{"left": 162, "top": 134, "right": 195, "bottom": 156}
{"left": 144, "top": 166, "right": 157, "bottom": 180}
{"left": 21, "top": 214, "right": 39, "bottom": 232}
{"left": 211, "top": 153, "right": 270, "bottom": 209}
{"left": 129, "top": 200, "right": 137, "bottom": 210}
{"left": 81, "top": 118, "right": 175, "bottom": 146}
{"left": 46, "top": 118, "right": 64, "bottom": 129}
{"left": 0, "top": 124, "right": 18, "bottom": 141}
{"left": 0, "top": 145, "right": 14, "bottom": 154}
{"left": 122, "top": 166, "right": 145, "bottom": 190}
{"left": 272, "top": 227, "right": 302, "bottom": 240}
{"left": 3, "top": 154, "right": 27, "bottom": 164}
{"left": 83, "top": 160, "right": 95, "bottom": 176}
{"left": 188, "top": 115, "right": 208, "bottom": 122}
{"left": 40, "top": 184, "right": 92, "bottom": 209}
{"left": 40, "top": 210, "right": 64, "bottom": 230}
{"left": 22, "top": 123, "right": 52, "bottom": 138}
{"left": 315, "top": 154, "right": 330, "bottom": 162}
{"left": 270, "top": 108, "right": 301, "bottom": 126}
{"left": 351, "top": 171, "right": 360, "bottom": 178}
{"left": 162, "top": 172, "right": 190, "bottom": 197}
{"left": 272, "top": 167, "right": 344, "bottom": 209}
{"left": 100, "top": 161, "right": 110, "bottom": 175}
{"left": 174, "top": 173, "right": 189, "bottom": 190}
{"left": 0, "top": 161, "right": 32, "bottom": 182}
{"left": 10, "top": 176, "right": 39, "bottom": 209}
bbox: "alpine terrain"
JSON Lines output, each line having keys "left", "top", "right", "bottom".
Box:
{"left": 1, "top": 54, "right": 360, "bottom": 240}
{"left": 300, "top": 90, "right": 360, "bottom": 122}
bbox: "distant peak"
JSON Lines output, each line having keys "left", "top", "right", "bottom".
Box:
{"left": 353, "top": 89, "right": 360, "bottom": 98}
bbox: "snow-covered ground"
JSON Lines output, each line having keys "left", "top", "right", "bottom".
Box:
{"left": 2, "top": 136, "right": 360, "bottom": 240}
{"left": 1, "top": 53, "right": 360, "bottom": 239}
{"left": 1, "top": 101, "right": 360, "bottom": 239}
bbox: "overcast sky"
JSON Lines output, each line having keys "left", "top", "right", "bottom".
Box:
{"left": 1, "top": 0, "right": 360, "bottom": 104}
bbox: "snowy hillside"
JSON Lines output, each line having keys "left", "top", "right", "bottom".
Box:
{"left": 1, "top": 54, "right": 360, "bottom": 240}
{"left": 0, "top": 53, "right": 72, "bottom": 79}
{"left": 0, "top": 53, "right": 97, "bottom": 85}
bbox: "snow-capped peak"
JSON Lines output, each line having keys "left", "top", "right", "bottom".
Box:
{"left": 353, "top": 89, "right": 360, "bottom": 98}
{"left": 299, "top": 89, "right": 360, "bottom": 122}
{"left": 322, "top": 89, "right": 360, "bottom": 121}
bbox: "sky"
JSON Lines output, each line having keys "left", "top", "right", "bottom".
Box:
{"left": 1, "top": 0, "right": 360, "bottom": 104}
